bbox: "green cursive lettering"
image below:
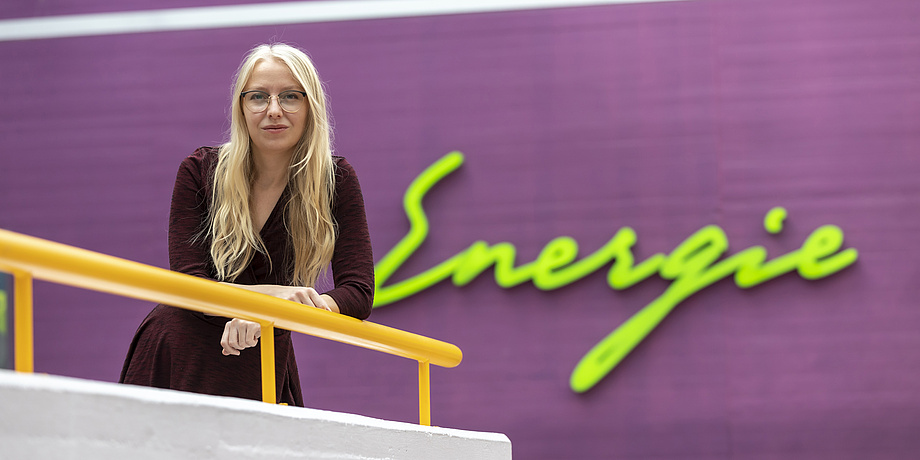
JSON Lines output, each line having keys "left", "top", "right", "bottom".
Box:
{"left": 373, "top": 153, "right": 859, "bottom": 393}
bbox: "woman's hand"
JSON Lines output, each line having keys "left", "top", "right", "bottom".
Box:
{"left": 220, "top": 318, "right": 261, "bottom": 356}
{"left": 219, "top": 283, "right": 340, "bottom": 313}
{"left": 246, "top": 285, "right": 332, "bottom": 311}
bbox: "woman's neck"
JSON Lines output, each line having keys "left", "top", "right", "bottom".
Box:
{"left": 251, "top": 149, "right": 293, "bottom": 189}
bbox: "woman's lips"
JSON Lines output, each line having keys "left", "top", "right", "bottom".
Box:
{"left": 262, "top": 125, "right": 288, "bottom": 133}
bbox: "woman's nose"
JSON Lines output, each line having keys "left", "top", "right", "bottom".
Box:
{"left": 266, "top": 96, "right": 284, "bottom": 116}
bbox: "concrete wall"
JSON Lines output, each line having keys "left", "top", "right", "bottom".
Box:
{"left": 0, "top": 370, "right": 511, "bottom": 460}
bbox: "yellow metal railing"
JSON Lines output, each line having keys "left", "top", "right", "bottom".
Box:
{"left": 0, "top": 228, "right": 461, "bottom": 426}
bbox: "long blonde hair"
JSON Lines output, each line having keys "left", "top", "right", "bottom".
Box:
{"left": 208, "top": 43, "right": 336, "bottom": 287}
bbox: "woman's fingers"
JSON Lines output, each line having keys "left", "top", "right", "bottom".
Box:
{"left": 244, "top": 320, "right": 260, "bottom": 346}
{"left": 306, "top": 288, "right": 330, "bottom": 311}
{"left": 224, "top": 284, "right": 334, "bottom": 312}
{"left": 221, "top": 318, "right": 261, "bottom": 356}
{"left": 290, "top": 287, "right": 329, "bottom": 311}
{"left": 220, "top": 322, "right": 235, "bottom": 356}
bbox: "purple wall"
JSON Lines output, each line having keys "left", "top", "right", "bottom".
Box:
{"left": 2, "top": 1, "right": 919, "bottom": 458}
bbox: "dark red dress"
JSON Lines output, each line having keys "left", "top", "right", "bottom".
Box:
{"left": 119, "top": 147, "right": 374, "bottom": 406}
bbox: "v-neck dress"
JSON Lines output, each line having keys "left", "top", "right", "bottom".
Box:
{"left": 119, "top": 147, "right": 374, "bottom": 406}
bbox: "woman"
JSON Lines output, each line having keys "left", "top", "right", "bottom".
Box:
{"left": 120, "top": 43, "right": 374, "bottom": 406}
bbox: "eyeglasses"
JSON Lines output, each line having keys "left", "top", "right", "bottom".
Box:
{"left": 240, "top": 90, "right": 307, "bottom": 113}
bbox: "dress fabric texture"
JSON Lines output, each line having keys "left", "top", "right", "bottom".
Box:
{"left": 119, "top": 147, "right": 374, "bottom": 406}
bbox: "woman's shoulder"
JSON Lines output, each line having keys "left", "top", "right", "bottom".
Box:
{"left": 332, "top": 155, "right": 356, "bottom": 182}
{"left": 331, "top": 154, "right": 349, "bottom": 168}
{"left": 176, "top": 146, "right": 220, "bottom": 178}
{"left": 187, "top": 146, "right": 220, "bottom": 166}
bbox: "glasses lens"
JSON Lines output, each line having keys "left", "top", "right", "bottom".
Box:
{"left": 243, "top": 92, "right": 269, "bottom": 112}
{"left": 279, "top": 91, "right": 305, "bottom": 113}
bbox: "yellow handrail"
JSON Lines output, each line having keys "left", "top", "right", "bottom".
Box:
{"left": 0, "top": 228, "right": 461, "bottom": 425}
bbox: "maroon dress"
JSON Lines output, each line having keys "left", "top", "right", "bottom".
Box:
{"left": 119, "top": 147, "right": 374, "bottom": 406}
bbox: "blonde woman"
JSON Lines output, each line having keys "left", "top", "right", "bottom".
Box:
{"left": 120, "top": 43, "right": 374, "bottom": 406}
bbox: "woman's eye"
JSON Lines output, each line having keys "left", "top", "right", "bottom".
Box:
{"left": 281, "top": 92, "right": 303, "bottom": 102}
{"left": 247, "top": 92, "right": 268, "bottom": 101}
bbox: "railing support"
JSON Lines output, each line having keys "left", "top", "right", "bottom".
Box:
{"left": 260, "top": 321, "right": 276, "bottom": 404}
{"left": 13, "top": 270, "right": 33, "bottom": 373}
{"left": 419, "top": 360, "right": 431, "bottom": 426}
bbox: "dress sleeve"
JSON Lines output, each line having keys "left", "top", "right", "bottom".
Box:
{"left": 168, "top": 148, "right": 216, "bottom": 280}
{"left": 325, "top": 158, "right": 375, "bottom": 320}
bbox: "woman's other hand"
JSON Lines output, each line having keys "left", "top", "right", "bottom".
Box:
{"left": 220, "top": 318, "right": 261, "bottom": 356}
{"left": 252, "top": 285, "right": 331, "bottom": 311}
{"left": 220, "top": 283, "right": 340, "bottom": 313}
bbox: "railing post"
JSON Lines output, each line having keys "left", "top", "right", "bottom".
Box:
{"left": 419, "top": 360, "right": 431, "bottom": 426}
{"left": 260, "top": 321, "right": 276, "bottom": 404}
{"left": 13, "top": 270, "right": 33, "bottom": 373}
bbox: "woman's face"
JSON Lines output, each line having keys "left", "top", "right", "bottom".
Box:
{"left": 242, "top": 58, "right": 308, "bottom": 161}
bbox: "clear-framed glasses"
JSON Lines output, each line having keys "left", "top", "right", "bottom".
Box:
{"left": 240, "top": 90, "right": 307, "bottom": 113}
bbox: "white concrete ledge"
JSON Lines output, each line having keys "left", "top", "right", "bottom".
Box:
{"left": 0, "top": 370, "right": 511, "bottom": 460}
